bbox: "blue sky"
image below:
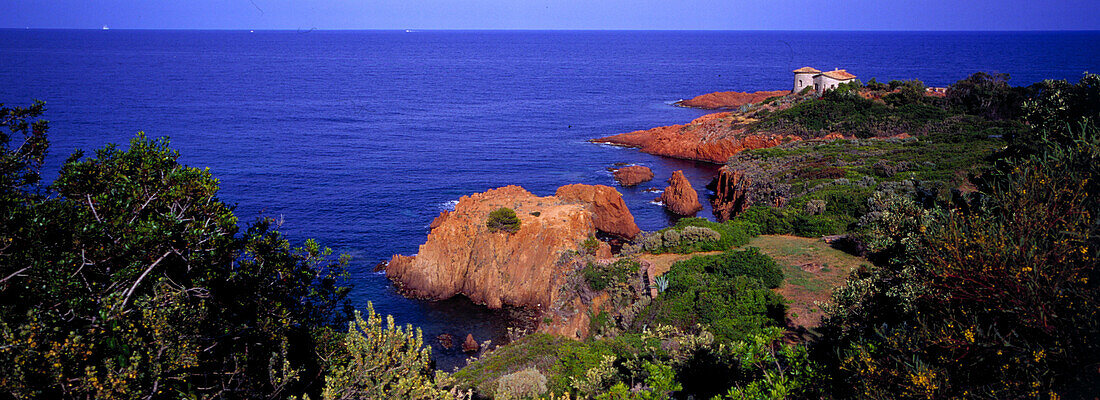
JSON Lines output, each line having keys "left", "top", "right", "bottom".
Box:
{"left": 5, "top": 0, "right": 1099, "bottom": 30}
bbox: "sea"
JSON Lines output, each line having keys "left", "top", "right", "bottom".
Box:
{"left": 2, "top": 29, "right": 1097, "bottom": 369}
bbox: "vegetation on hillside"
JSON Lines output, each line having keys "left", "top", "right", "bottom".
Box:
{"left": 3, "top": 70, "right": 1097, "bottom": 400}
{"left": 0, "top": 105, "right": 456, "bottom": 399}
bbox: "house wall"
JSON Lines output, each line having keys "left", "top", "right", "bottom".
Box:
{"left": 814, "top": 75, "right": 851, "bottom": 96}
{"left": 793, "top": 72, "right": 815, "bottom": 93}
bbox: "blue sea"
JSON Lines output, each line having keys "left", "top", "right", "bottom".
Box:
{"left": 2, "top": 29, "right": 1098, "bottom": 369}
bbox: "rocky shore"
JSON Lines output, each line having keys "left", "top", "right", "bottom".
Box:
{"left": 675, "top": 90, "right": 789, "bottom": 109}
{"left": 591, "top": 111, "right": 802, "bottom": 163}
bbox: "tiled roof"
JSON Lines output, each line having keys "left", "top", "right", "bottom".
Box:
{"left": 821, "top": 70, "right": 857, "bottom": 80}
{"left": 792, "top": 67, "right": 822, "bottom": 73}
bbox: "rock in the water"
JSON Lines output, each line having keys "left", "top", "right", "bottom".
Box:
{"left": 658, "top": 171, "right": 703, "bottom": 216}
{"left": 437, "top": 333, "right": 454, "bottom": 350}
{"left": 386, "top": 184, "right": 638, "bottom": 309}
{"left": 709, "top": 166, "right": 751, "bottom": 222}
{"left": 555, "top": 184, "right": 640, "bottom": 239}
{"left": 462, "top": 334, "right": 480, "bottom": 353}
{"left": 611, "top": 165, "right": 654, "bottom": 187}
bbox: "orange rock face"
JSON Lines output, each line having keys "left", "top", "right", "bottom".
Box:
{"left": 659, "top": 170, "right": 703, "bottom": 216}
{"left": 556, "top": 184, "right": 640, "bottom": 239}
{"left": 677, "top": 90, "right": 790, "bottom": 110}
{"left": 611, "top": 165, "right": 654, "bottom": 187}
{"left": 386, "top": 184, "right": 637, "bottom": 309}
{"left": 710, "top": 166, "right": 751, "bottom": 222}
{"left": 593, "top": 112, "right": 802, "bottom": 164}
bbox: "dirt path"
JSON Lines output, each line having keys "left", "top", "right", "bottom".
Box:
{"left": 743, "top": 235, "right": 866, "bottom": 331}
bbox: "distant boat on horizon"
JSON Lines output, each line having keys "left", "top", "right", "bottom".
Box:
{"left": 102, "top": 25, "right": 109, "bottom": 30}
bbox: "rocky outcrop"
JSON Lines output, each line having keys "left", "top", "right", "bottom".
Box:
{"left": 539, "top": 292, "right": 611, "bottom": 340}
{"left": 555, "top": 184, "right": 640, "bottom": 239}
{"left": 437, "top": 333, "right": 455, "bottom": 350}
{"left": 462, "top": 334, "right": 480, "bottom": 353}
{"left": 611, "top": 165, "right": 654, "bottom": 187}
{"left": 709, "top": 166, "right": 751, "bottom": 222}
{"left": 658, "top": 171, "right": 703, "bottom": 216}
{"left": 676, "top": 90, "right": 790, "bottom": 110}
{"left": 386, "top": 184, "right": 638, "bottom": 310}
{"left": 593, "top": 112, "right": 802, "bottom": 164}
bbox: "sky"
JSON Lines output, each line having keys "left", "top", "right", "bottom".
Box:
{"left": 4, "top": 0, "right": 1099, "bottom": 31}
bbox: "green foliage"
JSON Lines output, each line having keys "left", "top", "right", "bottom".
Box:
{"left": 737, "top": 206, "right": 793, "bottom": 235}
{"left": 865, "top": 78, "right": 888, "bottom": 91}
{"left": 580, "top": 235, "right": 600, "bottom": 255}
{"left": 453, "top": 333, "right": 575, "bottom": 396}
{"left": 321, "top": 304, "right": 455, "bottom": 400}
{"left": 753, "top": 92, "right": 949, "bottom": 139}
{"left": 716, "top": 327, "right": 820, "bottom": 400}
{"left": 654, "top": 275, "right": 669, "bottom": 293}
{"left": 0, "top": 123, "right": 355, "bottom": 399}
{"left": 816, "top": 73, "right": 1100, "bottom": 399}
{"left": 638, "top": 249, "right": 785, "bottom": 343}
{"left": 641, "top": 218, "right": 756, "bottom": 254}
{"left": 882, "top": 79, "right": 929, "bottom": 107}
{"left": 487, "top": 207, "right": 521, "bottom": 233}
{"left": 495, "top": 368, "right": 547, "bottom": 400}
{"left": 946, "top": 71, "right": 1028, "bottom": 120}
{"left": 582, "top": 258, "right": 638, "bottom": 292}
{"left": 0, "top": 100, "right": 48, "bottom": 192}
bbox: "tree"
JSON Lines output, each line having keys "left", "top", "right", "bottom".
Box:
{"left": 946, "top": 72, "right": 1027, "bottom": 120}
{"left": 0, "top": 125, "right": 353, "bottom": 399}
{"left": 486, "top": 207, "right": 521, "bottom": 233}
{"left": 320, "top": 303, "right": 458, "bottom": 400}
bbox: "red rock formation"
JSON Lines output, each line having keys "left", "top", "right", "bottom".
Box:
{"left": 710, "top": 166, "right": 751, "bottom": 222}
{"left": 538, "top": 291, "right": 611, "bottom": 340}
{"left": 659, "top": 171, "right": 703, "bottom": 216}
{"left": 386, "top": 184, "right": 638, "bottom": 310}
{"left": 611, "top": 165, "right": 654, "bottom": 187}
{"left": 437, "top": 333, "right": 455, "bottom": 350}
{"left": 462, "top": 334, "right": 479, "bottom": 353}
{"left": 593, "top": 112, "right": 803, "bottom": 164}
{"left": 555, "top": 184, "right": 640, "bottom": 239}
{"left": 677, "top": 90, "right": 790, "bottom": 110}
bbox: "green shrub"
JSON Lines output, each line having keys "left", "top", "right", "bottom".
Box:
{"left": 580, "top": 235, "right": 600, "bottom": 255}
{"left": 645, "top": 218, "right": 756, "bottom": 254}
{"left": 637, "top": 248, "right": 786, "bottom": 343}
{"left": 737, "top": 206, "right": 793, "bottom": 235}
{"left": 582, "top": 259, "right": 638, "bottom": 292}
{"left": 495, "top": 368, "right": 548, "bottom": 400}
{"left": 791, "top": 214, "right": 850, "bottom": 237}
{"left": 486, "top": 207, "right": 521, "bottom": 233}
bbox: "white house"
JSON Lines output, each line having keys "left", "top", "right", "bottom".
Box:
{"left": 792, "top": 67, "right": 857, "bottom": 95}
{"left": 792, "top": 67, "right": 821, "bottom": 93}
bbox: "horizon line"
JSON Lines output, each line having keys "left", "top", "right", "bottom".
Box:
{"left": 4, "top": 27, "right": 1100, "bottom": 33}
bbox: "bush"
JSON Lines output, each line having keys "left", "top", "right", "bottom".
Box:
{"left": 583, "top": 259, "right": 638, "bottom": 292}
{"left": 737, "top": 206, "right": 793, "bottom": 235}
{"left": 816, "top": 73, "right": 1100, "bottom": 399}
{"left": 496, "top": 368, "right": 548, "bottom": 399}
{"left": 791, "top": 214, "right": 849, "bottom": 237}
{"left": 946, "top": 72, "right": 1028, "bottom": 120}
{"left": 487, "top": 207, "right": 521, "bottom": 233}
{"left": 637, "top": 248, "right": 786, "bottom": 343}
{"left": 680, "top": 226, "right": 721, "bottom": 244}
{"left": 322, "top": 304, "right": 454, "bottom": 399}
{"left": 0, "top": 131, "right": 355, "bottom": 399}
{"left": 580, "top": 235, "right": 600, "bottom": 255}
{"left": 643, "top": 218, "right": 756, "bottom": 254}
